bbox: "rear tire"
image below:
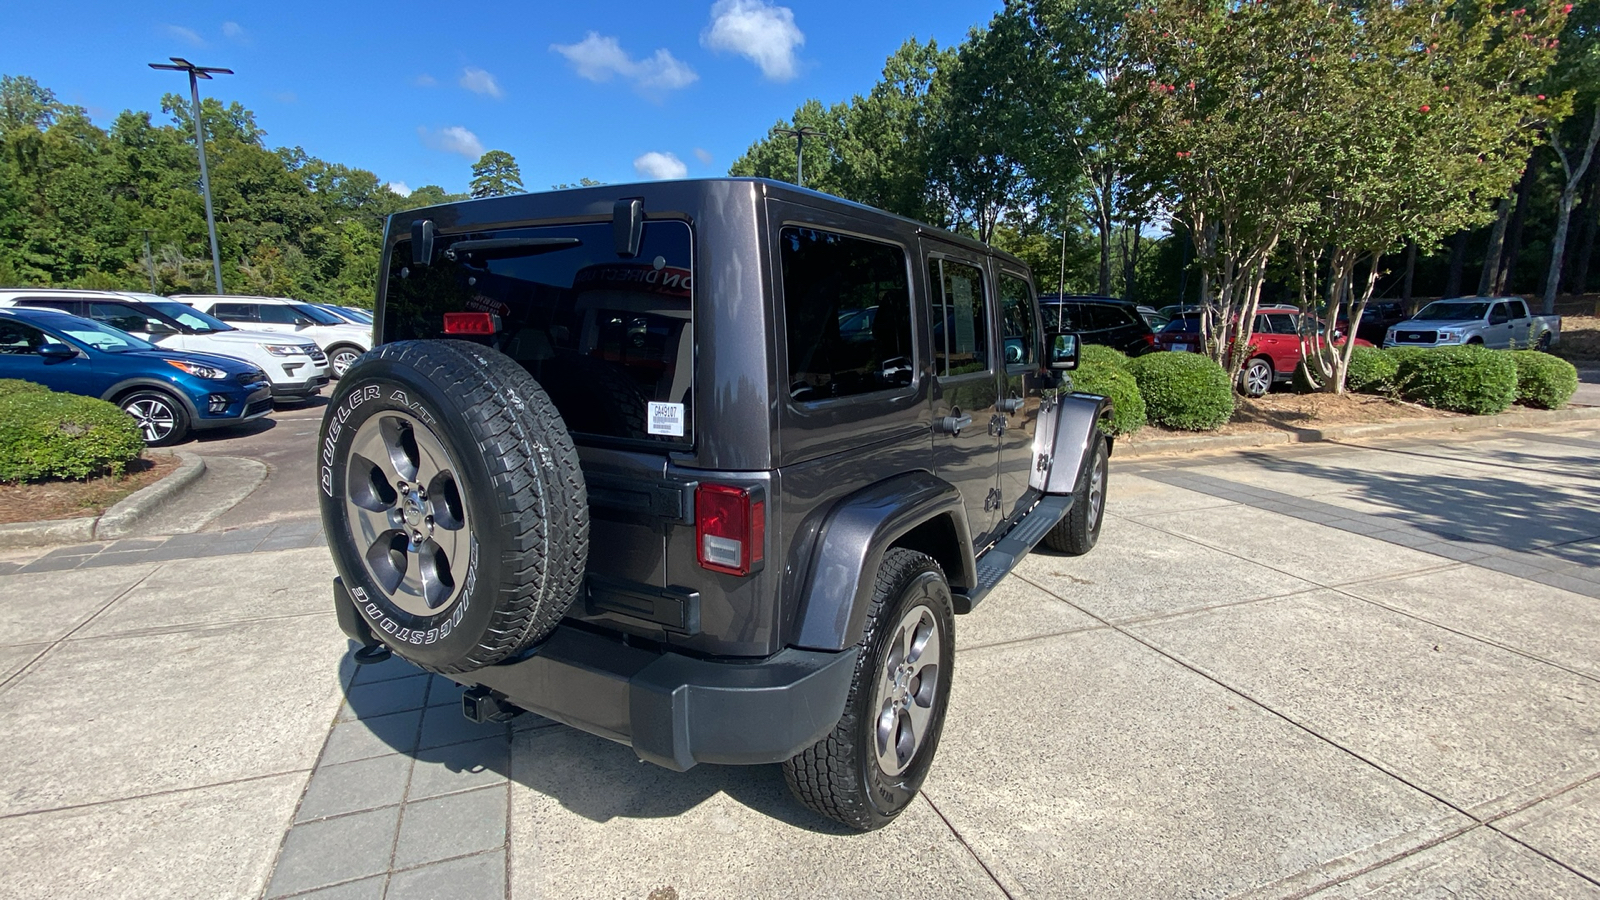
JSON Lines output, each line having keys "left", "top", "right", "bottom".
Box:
{"left": 120, "top": 389, "right": 189, "bottom": 446}
{"left": 1043, "top": 433, "right": 1108, "bottom": 555}
{"left": 1242, "top": 357, "right": 1273, "bottom": 398}
{"left": 1536, "top": 331, "right": 1552, "bottom": 352}
{"left": 319, "top": 340, "right": 588, "bottom": 673}
{"left": 783, "top": 549, "right": 955, "bottom": 831}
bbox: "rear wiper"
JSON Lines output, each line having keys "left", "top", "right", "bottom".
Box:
{"left": 443, "top": 237, "right": 581, "bottom": 262}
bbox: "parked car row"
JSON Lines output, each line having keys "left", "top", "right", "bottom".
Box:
{"left": 0, "top": 288, "right": 375, "bottom": 446}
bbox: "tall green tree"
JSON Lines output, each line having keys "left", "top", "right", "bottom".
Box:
{"left": 1541, "top": 0, "right": 1600, "bottom": 312}
{"left": 469, "top": 150, "right": 524, "bottom": 198}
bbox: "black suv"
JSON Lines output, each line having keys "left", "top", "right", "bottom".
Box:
{"left": 321, "top": 179, "right": 1112, "bottom": 830}
{"left": 1038, "top": 294, "right": 1156, "bottom": 356}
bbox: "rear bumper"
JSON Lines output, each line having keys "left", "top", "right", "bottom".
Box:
{"left": 332, "top": 579, "right": 855, "bottom": 771}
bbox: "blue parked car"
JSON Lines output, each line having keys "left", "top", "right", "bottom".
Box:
{"left": 0, "top": 307, "right": 272, "bottom": 446}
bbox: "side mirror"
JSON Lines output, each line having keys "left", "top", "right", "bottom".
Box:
{"left": 37, "top": 343, "right": 76, "bottom": 360}
{"left": 1047, "top": 332, "right": 1080, "bottom": 371}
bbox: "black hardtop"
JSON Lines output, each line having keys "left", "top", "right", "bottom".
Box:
{"left": 382, "top": 177, "right": 1025, "bottom": 270}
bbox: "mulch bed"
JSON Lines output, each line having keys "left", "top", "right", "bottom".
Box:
{"left": 0, "top": 455, "right": 180, "bottom": 525}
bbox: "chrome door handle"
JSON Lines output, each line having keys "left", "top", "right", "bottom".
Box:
{"left": 934, "top": 413, "right": 973, "bottom": 435}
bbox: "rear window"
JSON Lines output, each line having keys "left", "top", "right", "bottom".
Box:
{"left": 384, "top": 220, "right": 694, "bottom": 449}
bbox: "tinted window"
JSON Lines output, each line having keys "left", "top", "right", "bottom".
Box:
{"left": 292, "top": 303, "right": 345, "bottom": 325}
{"left": 1039, "top": 303, "right": 1080, "bottom": 332}
{"left": 212, "top": 303, "right": 257, "bottom": 321}
{"left": 930, "top": 258, "right": 989, "bottom": 377}
{"left": 1162, "top": 315, "right": 1200, "bottom": 334}
{"left": 88, "top": 302, "right": 157, "bottom": 333}
{"left": 1507, "top": 299, "right": 1529, "bottom": 319}
{"left": 0, "top": 319, "right": 53, "bottom": 354}
{"left": 1266, "top": 314, "right": 1297, "bottom": 334}
{"left": 998, "top": 273, "right": 1035, "bottom": 366}
{"left": 386, "top": 220, "right": 694, "bottom": 447}
{"left": 781, "top": 227, "right": 912, "bottom": 403}
{"left": 257, "top": 304, "right": 311, "bottom": 326}
{"left": 147, "top": 301, "right": 232, "bottom": 333}
{"left": 16, "top": 298, "right": 79, "bottom": 315}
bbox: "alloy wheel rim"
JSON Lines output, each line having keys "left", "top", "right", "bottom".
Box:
{"left": 126, "top": 398, "right": 175, "bottom": 442}
{"left": 1088, "top": 453, "right": 1105, "bottom": 525}
{"left": 342, "top": 411, "right": 472, "bottom": 617}
{"left": 1246, "top": 362, "right": 1270, "bottom": 396}
{"left": 333, "top": 350, "right": 360, "bottom": 377}
{"left": 870, "top": 603, "right": 942, "bottom": 777}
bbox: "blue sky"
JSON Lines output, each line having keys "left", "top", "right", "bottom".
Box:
{"left": 4, "top": 1, "right": 1002, "bottom": 195}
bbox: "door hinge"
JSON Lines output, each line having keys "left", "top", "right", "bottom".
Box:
{"left": 984, "top": 488, "right": 1002, "bottom": 512}
{"left": 988, "top": 414, "right": 1007, "bottom": 436}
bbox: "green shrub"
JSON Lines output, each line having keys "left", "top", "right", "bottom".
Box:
{"left": 1510, "top": 351, "right": 1578, "bottom": 410}
{"left": 0, "top": 391, "right": 146, "bottom": 483}
{"left": 0, "top": 379, "right": 49, "bottom": 398}
{"left": 1079, "top": 344, "right": 1131, "bottom": 370}
{"left": 1395, "top": 345, "right": 1517, "bottom": 415}
{"left": 1344, "top": 346, "right": 1401, "bottom": 394}
{"left": 1070, "top": 361, "right": 1146, "bottom": 435}
{"left": 1128, "top": 352, "right": 1235, "bottom": 431}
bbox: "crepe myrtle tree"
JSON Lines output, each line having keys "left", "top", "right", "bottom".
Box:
{"left": 1540, "top": 0, "right": 1600, "bottom": 313}
{"left": 1294, "top": 0, "right": 1566, "bottom": 392}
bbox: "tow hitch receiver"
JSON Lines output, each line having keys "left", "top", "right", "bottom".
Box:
{"left": 462, "top": 686, "right": 522, "bottom": 724}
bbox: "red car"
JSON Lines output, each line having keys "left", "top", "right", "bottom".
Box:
{"left": 1153, "top": 306, "right": 1372, "bottom": 396}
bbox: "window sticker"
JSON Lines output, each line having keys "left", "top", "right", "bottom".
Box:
{"left": 647, "top": 401, "right": 685, "bottom": 437}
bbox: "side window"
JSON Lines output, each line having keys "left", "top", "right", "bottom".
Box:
{"left": 89, "top": 302, "right": 152, "bottom": 333}
{"left": 16, "top": 299, "right": 78, "bottom": 315}
{"left": 212, "top": 303, "right": 255, "bottom": 321}
{"left": 781, "top": 226, "right": 913, "bottom": 403}
{"left": 998, "top": 273, "right": 1036, "bottom": 367}
{"left": 0, "top": 320, "right": 49, "bottom": 354}
{"left": 1267, "top": 314, "right": 1298, "bottom": 334}
{"left": 256, "top": 305, "right": 301, "bottom": 325}
{"left": 1489, "top": 302, "right": 1510, "bottom": 325}
{"left": 1508, "top": 300, "right": 1529, "bottom": 319}
{"left": 929, "top": 258, "right": 989, "bottom": 377}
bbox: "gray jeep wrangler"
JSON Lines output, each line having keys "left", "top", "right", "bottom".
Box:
{"left": 320, "top": 178, "right": 1111, "bottom": 830}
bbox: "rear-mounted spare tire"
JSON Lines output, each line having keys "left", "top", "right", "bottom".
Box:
{"left": 318, "top": 339, "right": 589, "bottom": 673}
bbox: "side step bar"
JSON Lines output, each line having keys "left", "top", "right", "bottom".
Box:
{"left": 953, "top": 494, "right": 1073, "bottom": 613}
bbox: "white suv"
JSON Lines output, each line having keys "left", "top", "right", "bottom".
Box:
{"left": 0, "top": 289, "right": 331, "bottom": 403}
{"left": 176, "top": 295, "right": 372, "bottom": 378}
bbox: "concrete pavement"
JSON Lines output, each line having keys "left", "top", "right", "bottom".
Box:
{"left": 1, "top": 426, "right": 1598, "bottom": 898}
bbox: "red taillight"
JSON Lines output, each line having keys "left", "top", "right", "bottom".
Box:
{"left": 443, "top": 312, "right": 500, "bottom": 335}
{"left": 695, "top": 483, "right": 764, "bottom": 576}
{"left": 1143, "top": 333, "right": 1157, "bottom": 346}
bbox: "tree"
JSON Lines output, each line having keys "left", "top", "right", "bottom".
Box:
{"left": 469, "top": 150, "right": 524, "bottom": 198}
{"left": 1541, "top": 0, "right": 1600, "bottom": 312}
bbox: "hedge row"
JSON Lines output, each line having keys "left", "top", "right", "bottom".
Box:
{"left": 0, "top": 387, "right": 146, "bottom": 483}
{"left": 1344, "top": 345, "right": 1576, "bottom": 413}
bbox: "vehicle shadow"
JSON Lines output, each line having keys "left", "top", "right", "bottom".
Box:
{"left": 194, "top": 416, "right": 277, "bottom": 442}
{"left": 336, "top": 645, "right": 852, "bottom": 833}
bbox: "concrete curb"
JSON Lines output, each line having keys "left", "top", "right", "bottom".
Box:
{"left": 0, "top": 452, "right": 205, "bottom": 551}
{"left": 94, "top": 452, "right": 207, "bottom": 540}
{"left": 1118, "top": 404, "right": 1600, "bottom": 458}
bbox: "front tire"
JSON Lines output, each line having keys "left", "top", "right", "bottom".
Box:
{"left": 328, "top": 345, "right": 364, "bottom": 379}
{"left": 1044, "top": 433, "right": 1108, "bottom": 555}
{"left": 120, "top": 389, "right": 189, "bottom": 446}
{"left": 783, "top": 549, "right": 955, "bottom": 831}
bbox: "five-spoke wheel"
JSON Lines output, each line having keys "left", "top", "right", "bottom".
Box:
{"left": 870, "top": 605, "right": 944, "bottom": 777}
{"left": 343, "top": 410, "right": 470, "bottom": 616}
{"left": 120, "top": 390, "right": 189, "bottom": 446}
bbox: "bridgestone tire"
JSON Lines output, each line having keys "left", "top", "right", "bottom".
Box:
{"left": 783, "top": 549, "right": 955, "bottom": 831}
{"left": 318, "top": 340, "right": 588, "bottom": 673}
{"left": 1044, "top": 433, "right": 1108, "bottom": 555}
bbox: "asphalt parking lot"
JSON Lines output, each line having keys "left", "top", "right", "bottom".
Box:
{"left": 1, "top": 423, "right": 1598, "bottom": 899}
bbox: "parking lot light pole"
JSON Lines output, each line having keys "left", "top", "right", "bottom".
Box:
{"left": 772, "top": 126, "right": 824, "bottom": 188}
{"left": 148, "top": 57, "right": 232, "bottom": 295}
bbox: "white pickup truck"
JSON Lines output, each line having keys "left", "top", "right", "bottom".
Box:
{"left": 1385, "top": 297, "right": 1561, "bottom": 351}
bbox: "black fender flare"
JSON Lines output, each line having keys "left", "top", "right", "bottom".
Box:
{"left": 791, "top": 471, "right": 975, "bottom": 652}
{"left": 100, "top": 377, "right": 201, "bottom": 420}
{"left": 1033, "top": 391, "right": 1113, "bottom": 496}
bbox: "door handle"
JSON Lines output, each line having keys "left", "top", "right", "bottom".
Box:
{"left": 999, "top": 397, "right": 1024, "bottom": 414}
{"left": 934, "top": 413, "right": 973, "bottom": 435}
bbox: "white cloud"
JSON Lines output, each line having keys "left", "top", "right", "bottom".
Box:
{"left": 418, "top": 126, "right": 485, "bottom": 159}
{"left": 164, "top": 24, "right": 206, "bottom": 46}
{"left": 634, "top": 151, "right": 688, "bottom": 180}
{"left": 551, "top": 33, "right": 697, "bottom": 94}
{"left": 702, "top": 0, "right": 804, "bottom": 81}
{"left": 222, "top": 21, "right": 246, "bottom": 40}
{"left": 459, "top": 67, "right": 503, "bottom": 98}
{"left": 693, "top": 147, "right": 713, "bottom": 165}
{"left": 386, "top": 181, "right": 412, "bottom": 197}
{"left": 413, "top": 73, "right": 437, "bottom": 87}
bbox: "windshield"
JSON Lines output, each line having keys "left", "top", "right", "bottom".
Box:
{"left": 1415, "top": 301, "right": 1488, "bottom": 321}
{"left": 289, "top": 303, "right": 344, "bottom": 325}
{"left": 340, "top": 307, "right": 374, "bottom": 324}
{"left": 57, "top": 318, "right": 156, "bottom": 352}
{"left": 146, "top": 301, "right": 234, "bottom": 333}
